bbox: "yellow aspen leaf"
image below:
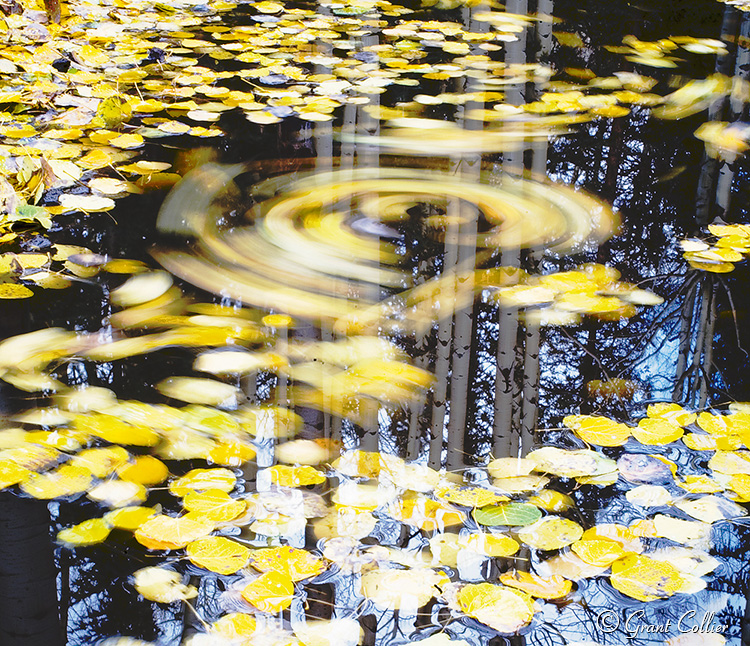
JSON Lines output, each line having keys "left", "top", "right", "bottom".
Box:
{"left": 653, "top": 514, "right": 711, "bottom": 544}
{"left": 610, "top": 554, "right": 684, "bottom": 601}
{"left": 57, "top": 518, "right": 111, "bottom": 546}
{"left": 563, "top": 414, "right": 631, "bottom": 447}
{"left": 697, "top": 412, "right": 733, "bottom": 435}
{"left": 457, "top": 583, "right": 535, "bottom": 633}
{"left": 646, "top": 402, "right": 696, "bottom": 426}
{"left": 241, "top": 571, "right": 295, "bottom": 613}
{"left": 580, "top": 524, "right": 644, "bottom": 552}
{"left": 434, "top": 484, "right": 508, "bottom": 508}
{"left": 110, "top": 271, "right": 173, "bottom": 307}
{"left": 683, "top": 432, "right": 741, "bottom": 451}
{"left": 676, "top": 474, "right": 725, "bottom": 494}
{"left": 461, "top": 532, "right": 519, "bottom": 557}
{"left": 134, "top": 514, "right": 215, "bottom": 550}
{"left": 536, "top": 551, "right": 609, "bottom": 581}
{"left": 632, "top": 418, "right": 684, "bottom": 445}
{"left": 182, "top": 489, "right": 246, "bottom": 522}
{"left": 361, "top": 568, "right": 449, "bottom": 609}
{"left": 517, "top": 516, "right": 583, "bottom": 551}
{"left": 294, "top": 618, "right": 362, "bottom": 646}
{"left": 212, "top": 613, "right": 257, "bottom": 640}
{"left": 492, "top": 475, "right": 550, "bottom": 493}
{"left": 628, "top": 518, "right": 658, "bottom": 538}
{"left": 133, "top": 567, "right": 198, "bottom": 603}
{"left": 311, "top": 507, "right": 377, "bottom": 540}
{"left": 486, "top": 457, "right": 535, "bottom": 478}
{"left": 186, "top": 536, "right": 251, "bottom": 574}
{"left": 78, "top": 45, "right": 109, "bottom": 67}
{"left": 0, "top": 445, "right": 60, "bottom": 471}
{"left": 88, "top": 480, "right": 147, "bottom": 507}
{"left": 169, "top": 468, "right": 236, "bottom": 497}
{"left": 390, "top": 497, "right": 466, "bottom": 531}
{"left": 248, "top": 546, "right": 326, "bottom": 581}
{"left": 625, "top": 484, "right": 672, "bottom": 507}
{"left": 674, "top": 495, "right": 746, "bottom": 523}
{"left": 0, "top": 284, "right": 34, "bottom": 299}
{"left": 570, "top": 538, "right": 627, "bottom": 566}
{"left": 709, "top": 450, "right": 750, "bottom": 475}
{"left": 104, "top": 506, "right": 158, "bottom": 531}
{"left": 498, "top": 571, "right": 572, "bottom": 599}
{"left": 20, "top": 464, "right": 92, "bottom": 499}
{"left": 526, "top": 447, "right": 600, "bottom": 477}
{"left": 74, "top": 414, "right": 160, "bottom": 446}
{"left": 331, "top": 450, "right": 383, "bottom": 478}
{"left": 0, "top": 459, "right": 31, "bottom": 489}
{"left": 729, "top": 473, "right": 750, "bottom": 500}
{"left": 266, "top": 464, "right": 326, "bottom": 487}
{"left": 208, "top": 440, "right": 256, "bottom": 466}
{"left": 528, "top": 489, "right": 575, "bottom": 512}
{"left": 70, "top": 446, "right": 130, "bottom": 478}
{"left": 157, "top": 376, "right": 241, "bottom": 407}
{"left": 117, "top": 455, "right": 169, "bottom": 485}
{"left": 109, "top": 133, "right": 144, "bottom": 149}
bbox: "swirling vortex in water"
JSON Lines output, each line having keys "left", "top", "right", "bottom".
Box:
{"left": 153, "top": 163, "right": 617, "bottom": 333}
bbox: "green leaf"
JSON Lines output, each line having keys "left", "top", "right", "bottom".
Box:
{"left": 473, "top": 502, "right": 542, "bottom": 527}
{"left": 13, "top": 205, "right": 52, "bottom": 229}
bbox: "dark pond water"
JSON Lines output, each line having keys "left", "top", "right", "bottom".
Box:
{"left": 2, "top": 0, "right": 750, "bottom": 644}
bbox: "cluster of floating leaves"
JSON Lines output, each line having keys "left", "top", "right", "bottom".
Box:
{"left": 489, "top": 262, "right": 663, "bottom": 326}
{"left": 1, "top": 390, "right": 745, "bottom": 644}
{"left": 0, "top": 0, "right": 745, "bottom": 263}
{"left": 681, "top": 222, "right": 750, "bottom": 273}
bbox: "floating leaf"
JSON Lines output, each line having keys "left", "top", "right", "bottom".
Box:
{"left": 632, "top": 418, "right": 684, "bottom": 445}
{"left": 571, "top": 538, "right": 627, "bottom": 566}
{"left": 474, "top": 502, "right": 542, "bottom": 527}
{"left": 211, "top": 613, "right": 257, "bottom": 641}
{"left": 265, "top": 465, "right": 327, "bottom": 488}
{"left": 361, "top": 568, "right": 449, "bottom": 609}
{"left": 169, "top": 468, "right": 236, "bottom": 497}
{"left": 133, "top": 567, "right": 198, "bottom": 603}
{"left": 88, "top": 480, "right": 147, "bottom": 508}
{"left": 674, "top": 495, "right": 746, "bottom": 523}
{"left": 526, "top": 447, "right": 600, "bottom": 477}
{"left": 183, "top": 489, "right": 246, "bottom": 522}
{"left": 111, "top": 271, "right": 173, "bottom": 307}
{"left": 563, "top": 414, "right": 631, "bottom": 446}
{"left": 241, "top": 571, "right": 295, "bottom": 613}
{"left": 457, "top": 583, "right": 535, "bottom": 633}
{"left": 610, "top": 554, "right": 684, "bottom": 602}
{"left": 498, "top": 571, "right": 572, "bottom": 599}
{"left": 653, "top": 514, "right": 711, "bottom": 544}
{"left": 58, "top": 194, "right": 116, "bottom": 212}
{"left": 390, "top": 496, "right": 466, "bottom": 530}
{"left": 134, "top": 514, "right": 215, "bottom": 550}
{"left": 248, "top": 546, "right": 326, "bottom": 581}
{"left": 157, "top": 377, "right": 241, "bottom": 407}
{"left": 517, "top": 516, "right": 583, "bottom": 551}
{"left": 57, "top": 518, "right": 111, "bottom": 546}
{"left": 117, "top": 456, "right": 169, "bottom": 485}
{"left": 20, "top": 465, "right": 92, "bottom": 499}
{"left": 186, "top": 536, "right": 251, "bottom": 574}
{"left": 293, "top": 618, "right": 362, "bottom": 646}
{"left": 434, "top": 484, "right": 508, "bottom": 508}
{"left": 0, "top": 283, "right": 34, "bottom": 299}
{"left": 625, "top": 484, "right": 672, "bottom": 507}
{"left": 104, "top": 506, "right": 158, "bottom": 531}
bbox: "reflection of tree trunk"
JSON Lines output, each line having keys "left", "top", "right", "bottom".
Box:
{"left": 696, "top": 6, "right": 739, "bottom": 227}
{"left": 673, "top": 279, "right": 698, "bottom": 402}
{"left": 0, "top": 493, "right": 63, "bottom": 646}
